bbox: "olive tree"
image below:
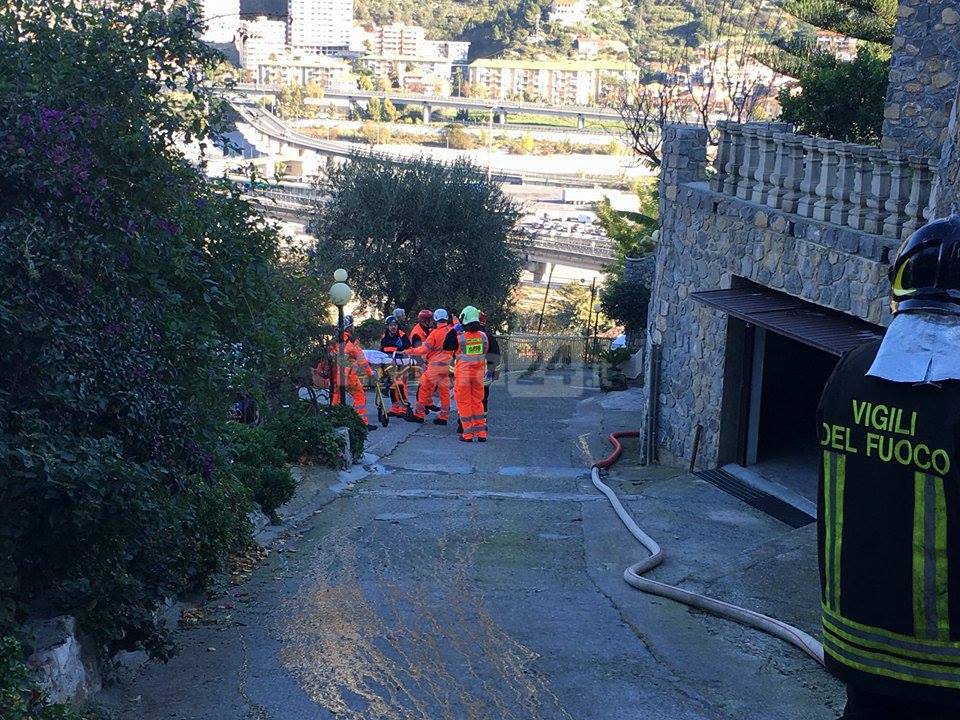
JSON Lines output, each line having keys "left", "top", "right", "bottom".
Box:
{"left": 308, "top": 155, "right": 526, "bottom": 321}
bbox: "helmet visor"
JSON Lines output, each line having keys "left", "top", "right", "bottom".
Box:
{"left": 891, "top": 243, "right": 942, "bottom": 297}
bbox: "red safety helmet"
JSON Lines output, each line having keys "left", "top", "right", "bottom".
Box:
{"left": 417, "top": 309, "right": 433, "bottom": 323}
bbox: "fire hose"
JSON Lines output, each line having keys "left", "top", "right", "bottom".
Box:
{"left": 592, "top": 430, "right": 825, "bottom": 665}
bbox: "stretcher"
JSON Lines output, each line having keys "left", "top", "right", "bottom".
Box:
{"left": 363, "top": 350, "right": 420, "bottom": 426}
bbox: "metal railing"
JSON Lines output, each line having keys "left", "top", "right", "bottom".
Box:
{"left": 712, "top": 122, "right": 939, "bottom": 240}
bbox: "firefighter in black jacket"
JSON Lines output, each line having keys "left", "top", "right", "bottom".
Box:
{"left": 816, "top": 215, "right": 960, "bottom": 719}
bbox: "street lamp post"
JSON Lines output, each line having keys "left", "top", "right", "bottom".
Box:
{"left": 329, "top": 269, "right": 353, "bottom": 408}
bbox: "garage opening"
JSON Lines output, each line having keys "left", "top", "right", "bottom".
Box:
{"left": 693, "top": 283, "right": 885, "bottom": 505}
{"left": 750, "top": 329, "right": 839, "bottom": 500}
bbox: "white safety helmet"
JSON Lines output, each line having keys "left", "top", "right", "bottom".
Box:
{"left": 433, "top": 308, "right": 449, "bottom": 322}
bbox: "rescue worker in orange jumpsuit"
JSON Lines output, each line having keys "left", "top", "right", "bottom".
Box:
{"left": 407, "top": 309, "right": 453, "bottom": 424}
{"left": 329, "top": 315, "right": 376, "bottom": 430}
{"left": 407, "top": 309, "right": 433, "bottom": 408}
{"left": 456, "top": 311, "right": 501, "bottom": 435}
{"left": 380, "top": 315, "right": 410, "bottom": 417}
{"left": 447, "top": 306, "right": 489, "bottom": 442}
{"left": 409, "top": 309, "right": 432, "bottom": 349}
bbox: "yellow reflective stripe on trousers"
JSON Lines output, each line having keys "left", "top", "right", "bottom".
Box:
{"left": 914, "top": 472, "right": 950, "bottom": 641}
{"left": 823, "top": 632, "right": 960, "bottom": 690}
{"left": 822, "top": 605, "right": 960, "bottom": 663}
{"left": 823, "top": 451, "right": 846, "bottom": 612}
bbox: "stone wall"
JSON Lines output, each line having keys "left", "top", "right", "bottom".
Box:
{"left": 645, "top": 125, "right": 899, "bottom": 468}
{"left": 882, "top": 0, "right": 960, "bottom": 156}
{"left": 935, "top": 87, "right": 960, "bottom": 215}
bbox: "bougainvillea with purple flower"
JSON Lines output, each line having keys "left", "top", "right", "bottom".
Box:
{"left": 0, "top": 0, "right": 335, "bottom": 673}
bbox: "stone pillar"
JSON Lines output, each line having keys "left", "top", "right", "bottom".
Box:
{"left": 659, "top": 124, "right": 709, "bottom": 218}
{"left": 497, "top": 109, "right": 507, "bottom": 125}
{"left": 830, "top": 143, "right": 856, "bottom": 226}
{"left": 722, "top": 123, "right": 744, "bottom": 196}
{"left": 881, "top": 0, "right": 960, "bottom": 157}
{"left": 847, "top": 147, "right": 874, "bottom": 232}
{"left": 711, "top": 121, "right": 732, "bottom": 192}
{"left": 903, "top": 155, "right": 935, "bottom": 235}
{"left": 577, "top": 114, "right": 585, "bottom": 130}
{"left": 751, "top": 128, "right": 778, "bottom": 204}
{"left": 813, "top": 139, "right": 839, "bottom": 222}
{"left": 882, "top": 151, "right": 911, "bottom": 238}
{"left": 422, "top": 104, "right": 432, "bottom": 123}
{"left": 864, "top": 148, "right": 893, "bottom": 235}
{"left": 777, "top": 133, "right": 805, "bottom": 214}
{"left": 736, "top": 126, "right": 760, "bottom": 200}
{"left": 797, "top": 136, "right": 822, "bottom": 218}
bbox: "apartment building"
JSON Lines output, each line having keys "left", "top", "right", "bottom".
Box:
{"left": 467, "top": 59, "right": 639, "bottom": 105}
{"left": 359, "top": 55, "right": 454, "bottom": 94}
{"left": 423, "top": 39, "right": 471, "bottom": 63}
{"left": 815, "top": 31, "right": 858, "bottom": 61}
{"left": 369, "top": 23, "right": 426, "bottom": 56}
{"left": 200, "top": 0, "right": 240, "bottom": 42}
{"left": 287, "top": 0, "right": 353, "bottom": 52}
{"left": 547, "top": 0, "right": 593, "bottom": 27}
{"left": 236, "top": 16, "right": 287, "bottom": 69}
{"left": 257, "top": 51, "right": 354, "bottom": 90}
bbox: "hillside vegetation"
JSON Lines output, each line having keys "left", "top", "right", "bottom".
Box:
{"left": 354, "top": 0, "right": 712, "bottom": 60}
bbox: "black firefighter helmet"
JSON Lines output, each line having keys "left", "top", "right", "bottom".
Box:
{"left": 890, "top": 215, "right": 960, "bottom": 316}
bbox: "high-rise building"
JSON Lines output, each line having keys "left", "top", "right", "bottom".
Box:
{"left": 236, "top": 16, "right": 287, "bottom": 69}
{"left": 287, "top": 0, "right": 353, "bottom": 52}
{"left": 200, "top": 0, "right": 241, "bottom": 43}
{"left": 370, "top": 23, "right": 426, "bottom": 57}
{"left": 467, "top": 58, "right": 639, "bottom": 106}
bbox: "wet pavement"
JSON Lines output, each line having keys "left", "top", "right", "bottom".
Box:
{"left": 98, "top": 370, "right": 843, "bottom": 719}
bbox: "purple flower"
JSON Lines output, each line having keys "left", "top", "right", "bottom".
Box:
{"left": 119, "top": 252, "right": 130, "bottom": 267}
{"left": 47, "top": 145, "right": 70, "bottom": 164}
{"left": 39, "top": 107, "right": 64, "bottom": 131}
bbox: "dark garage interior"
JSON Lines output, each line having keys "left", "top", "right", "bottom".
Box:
{"left": 752, "top": 330, "right": 839, "bottom": 501}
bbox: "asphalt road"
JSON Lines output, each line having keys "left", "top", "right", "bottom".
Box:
{"left": 98, "top": 371, "right": 842, "bottom": 719}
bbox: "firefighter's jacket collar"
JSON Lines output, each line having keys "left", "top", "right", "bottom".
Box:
{"left": 867, "top": 313, "right": 960, "bottom": 383}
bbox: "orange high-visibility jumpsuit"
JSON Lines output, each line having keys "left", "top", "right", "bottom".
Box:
{"left": 330, "top": 332, "right": 372, "bottom": 425}
{"left": 454, "top": 330, "right": 489, "bottom": 441}
{"left": 408, "top": 323, "right": 453, "bottom": 421}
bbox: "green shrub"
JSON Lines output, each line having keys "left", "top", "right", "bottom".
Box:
{"left": 319, "top": 404, "right": 368, "bottom": 462}
{"left": 265, "top": 404, "right": 344, "bottom": 467}
{"left": 600, "top": 275, "right": 651, "bottom": 335}
{"left": 222, "top": 423, "right": 296, "bottom": 517}
{"left": 0, "top": 0, "right": 314, "bottom": 660}
{"left": 598, "top": 346, "right": 633, "bottom": 391}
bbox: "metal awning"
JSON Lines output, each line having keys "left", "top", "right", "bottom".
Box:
{"left": 691, "top": 286, "right": 885, "bottom": 356}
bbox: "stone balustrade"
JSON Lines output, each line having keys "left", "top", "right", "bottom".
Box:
{"left": 710, "top": 121, "right": 939, "bottom": 241}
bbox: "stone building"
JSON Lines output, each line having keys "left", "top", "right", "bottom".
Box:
{"left": 882, "top": 0, "right": 960, "bottom": 155}
{"left": 641, "top": 2, "right": 960, "bottom": 504}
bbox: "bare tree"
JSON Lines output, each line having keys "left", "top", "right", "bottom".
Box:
{"left": 607, "top": 76, "right": 688, "bottom": 169}
{"left": 682, "top": 0, "right": 783, "bottom": 137}
{"left": 611, "top": 0, "right": 787, "bottom": 165}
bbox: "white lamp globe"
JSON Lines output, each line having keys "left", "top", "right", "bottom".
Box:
{"left": 330, "top": 282, "right": 353, "bottom": 306}
{"left": 333, "top": 268, "right": 348, "bottom": 283}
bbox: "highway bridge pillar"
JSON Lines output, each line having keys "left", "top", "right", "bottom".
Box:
{"left": 528, "top": 260, "right": 549, "bottom": 284}
{"left": 497, "top": 109, "right": 507, "bottom": 125}
{"left": 423, "top": 104, "right": 432, "bottom": 123}
{"left": 577, "top": 114, "right": 585, "bottom": 130}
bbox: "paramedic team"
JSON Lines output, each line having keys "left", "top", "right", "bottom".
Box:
{"left": 328, "top": 305, "right": 501, "bottom": 443}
